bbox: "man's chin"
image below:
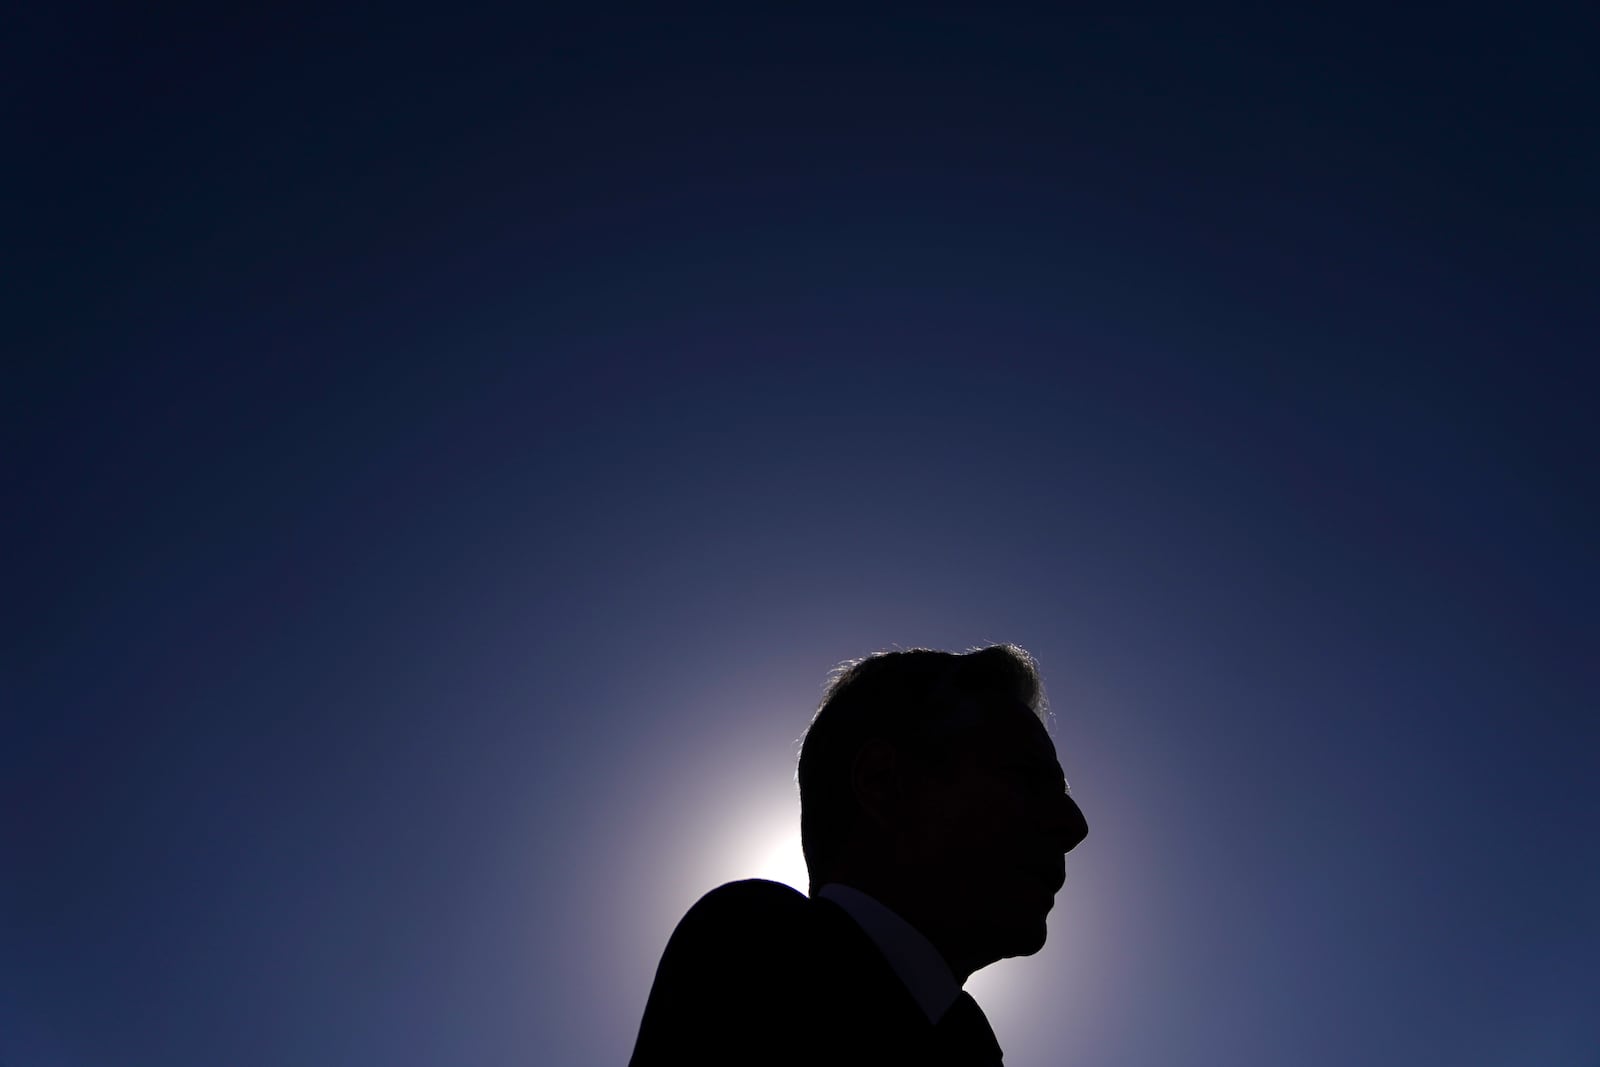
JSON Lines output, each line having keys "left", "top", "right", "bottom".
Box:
{"left": 997, "top": 917, "right": 1050, "bottom": 960}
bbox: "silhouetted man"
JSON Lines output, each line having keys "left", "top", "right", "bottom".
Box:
{"left": 628, "top": 645, "right": 1088, "bottom": 1066}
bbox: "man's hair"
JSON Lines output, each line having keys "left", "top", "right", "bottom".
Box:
{"left": 796, "top": 644, "right": 1048, "bottom": 876}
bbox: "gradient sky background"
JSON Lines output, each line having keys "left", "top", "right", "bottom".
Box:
{"left": 7, "top": 9, "right": 1597, "bottom": 1067}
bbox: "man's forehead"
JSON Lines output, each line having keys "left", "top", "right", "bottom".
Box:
{"left": 961, "top": 696, "right": 1059, "bottom": 762}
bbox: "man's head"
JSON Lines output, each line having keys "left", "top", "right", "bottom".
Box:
{"left": 797, "top": 645, "right": 1088, "bottom": 978}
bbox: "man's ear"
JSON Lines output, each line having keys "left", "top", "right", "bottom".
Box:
{"left": 850, "top": 739, "right": 906, "bottom": 831}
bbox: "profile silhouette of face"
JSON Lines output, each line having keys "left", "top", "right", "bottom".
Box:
{"left": 901, "top": 699, "right": 1087, "bottom": 967}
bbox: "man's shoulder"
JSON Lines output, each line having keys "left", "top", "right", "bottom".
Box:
{"left": 632, "top": 879, "right": 934, "bottom": 1066}
{"left": 668, "top": 879, "right": 813, "bottom": 951}
{"left": 639, "top": 882, "right": 818, "bottom": 1027}
{"left": 688, "top": 878, "right": 810, "bottom": 915}
{"left": 661, "top": 879, "right": 906, "bottom": 994}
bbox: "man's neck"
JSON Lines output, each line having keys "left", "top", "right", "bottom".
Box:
{"left": 816, "top": 882, "right": 962, "bottom": 1023}
{"left": 812, "top": 870, "right": 983, "bottom": 983}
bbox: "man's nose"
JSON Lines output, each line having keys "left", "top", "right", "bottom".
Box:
{"left": 1051, "top": 791, "right": 1088, "bottom": 854}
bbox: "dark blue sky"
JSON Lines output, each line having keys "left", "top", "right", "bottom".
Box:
{"left": 7, "top": 10, "right": 1597, "bottom": 1066}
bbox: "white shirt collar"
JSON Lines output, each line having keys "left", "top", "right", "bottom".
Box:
{"left": 817, "top": 882, "right": 961, "bottom": 1023}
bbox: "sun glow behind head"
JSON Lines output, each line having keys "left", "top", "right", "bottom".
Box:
{"left": 752, "top": 829, "right": 809, "bottom": 892}
{"left": 647, "top": 762, "right": 807, "bottom": 911}
{"left": 697, "top": 795, "right": 807, "bottom": 893}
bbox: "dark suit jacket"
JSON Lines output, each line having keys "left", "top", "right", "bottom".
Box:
{"left": 629, "top": 879, "right": 981, "bottom": 1066}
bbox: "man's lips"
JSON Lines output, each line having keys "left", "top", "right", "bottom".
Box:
{"left": 1022, "top": 863, "right": 1065, "bottom": 895}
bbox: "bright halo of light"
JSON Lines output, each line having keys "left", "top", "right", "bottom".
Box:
{"left": 752, "top": 829, "right": 809, "bottom": 892}
{"left": 694, "top": 791, "right": 807, "bottom": 894}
